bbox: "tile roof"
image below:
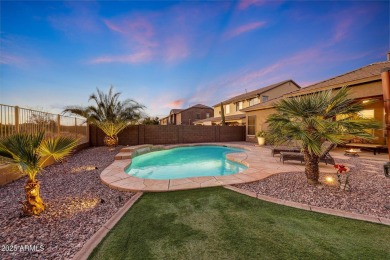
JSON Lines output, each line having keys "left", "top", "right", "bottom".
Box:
{"left": 292, "top": 61, "right": 390, "bottom": 96}
{"left": 170, "top": 109, "right": 184, "bottom": 114}
{"left": 212, "top": 79, "right": 300, "bottom": 107}
{"left": 242, "top": 61, "right": 390, "bottom": 112}
{"left": 159, "top": 104, "right": 213, "bottom": 121}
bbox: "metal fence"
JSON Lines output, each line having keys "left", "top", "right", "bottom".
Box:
{"left": 0, "top": 104, "right": 88, "bottom": 144}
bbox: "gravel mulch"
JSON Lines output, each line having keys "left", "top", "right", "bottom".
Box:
{"left": 0, "top": 146, "right": 135, "bottom": 260}
{"left": 235, "top": 156, "right": 390, "bottom": 219}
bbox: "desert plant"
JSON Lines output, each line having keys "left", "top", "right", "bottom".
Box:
{"left": 95, "top": 120, "right": 128, "bottom": 147}
{"left": 266, "top": 87, "right": 380, "bottom": 184}
{"left": 63, "top": 86, "right": 145, "bottom": 146}
{"left": 256, "top": 131, "right": 266, "bottom": 138}
{"left": 140, "top": 117, "right": 160, "bottom": 125}
{"left": 63, "top": 86, "right": 145, "bottom": 123}
{"left": 0, "top": 132, "right": 78, "bottom": 215}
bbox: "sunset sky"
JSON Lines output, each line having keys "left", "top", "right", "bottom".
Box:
{"left": 0, "top": 0, "right": 388, "bottom": 117}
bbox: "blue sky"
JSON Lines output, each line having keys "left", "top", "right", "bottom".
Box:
{"left": 0, "top": 0, "right": 389, "bottom": 117}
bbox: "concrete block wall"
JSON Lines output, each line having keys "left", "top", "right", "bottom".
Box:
{"left": 89, "top": 125, "right": 245, "bottom": 146}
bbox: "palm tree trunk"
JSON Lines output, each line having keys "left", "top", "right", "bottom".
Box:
{"left": 104, "top": 135, "right": 118, "bottom": 147}
{"left": 22, "top": 179, "right": 45, "bottom": 216}
{"left": 303, "top": 149, "right": 320, "bottom": 185}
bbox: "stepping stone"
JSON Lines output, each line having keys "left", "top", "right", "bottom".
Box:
{"left": 115, "top": 152, "right": 132, "bottom": 160}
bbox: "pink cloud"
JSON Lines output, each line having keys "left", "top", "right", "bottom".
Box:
{"left": 103, "top": 17, "right": 156, "bottom": 48}
{"left": 187, "top": 48, "right": 324, "bottom": 105}
{"left": 238, "top": 0, "right": 267, "bottom": 10}
{"left": 166, "top": 99, "right": 185, "bottom": 108}
{"left": 48, "top": 2, "right": 102, "bottom": 37}
{"left": 225, "top": 21, "right": 266, "bottom": 39}
{"left": 164, "top": 36, "right": 189, "bottom": 62}
{"left": 89, "top": 50, "right": 153, "bottom": 64}
{"left": 0, "top": 53, "right": 26, "bottom": 65}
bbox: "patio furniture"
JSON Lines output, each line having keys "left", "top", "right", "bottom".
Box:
{"left": 345, "top": 143, "right": 387, "bottom": 155}
{"left": 280, "top": 141, "right": 336, "bottom": 165}
{"left": 271, "top": 146, "right": 301, "bottom": 157}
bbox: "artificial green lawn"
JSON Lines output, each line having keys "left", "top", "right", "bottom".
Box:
{"left": 89, "top": 187, "right": 390, "bottom": 260}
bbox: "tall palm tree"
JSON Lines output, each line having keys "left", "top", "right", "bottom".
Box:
{"left": 64, "top": 86, "right": 145, "bottom": 123}
{"left": 0, "top": 132, "right": 78, "bottom": 215}
{"left": 266, "top": 87, "right": 380, "bottom": 184}
{"left": 63, "top": 86, "right": 145, "bottom": 146}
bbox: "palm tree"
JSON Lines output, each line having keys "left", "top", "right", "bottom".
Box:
{"left": 94, "top": 120, "right": 128, "bottom": 147}
{"left": 64, "top": 85, "right": 145, "bottom": 123}
{"left": 63, "top": 86, "right": 145, "bottom": 146}
{"left": 266, "top": 87, "right": 380, "bottom": 184}
{"left": 0, "top": 132, "right": 78, "bottom": 215}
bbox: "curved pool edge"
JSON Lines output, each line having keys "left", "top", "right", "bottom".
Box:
{"left": 99, "top": 142, "right": 306, "bottom": 192}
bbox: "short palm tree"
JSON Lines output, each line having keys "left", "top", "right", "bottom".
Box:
{"left": 0, "top": 132, "right": 78, "bottom": 215}
{"left": 95, "top": 120, "right": 128, "bottom": 147}
{"left": 267, "top": 87, "right": 380, "bottom": 184}
{"left": 63, "top": 86, "right": 145, "bottom": 146}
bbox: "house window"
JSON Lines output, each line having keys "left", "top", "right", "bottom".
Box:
{"left": 196, "top": 113, "right": 201, "bottom": 119}
{"left": 247, "top": 115, "right": 256, "bottom": 136}
{"left": 235, "top": 101, "right": 243, "bottom": 111}
{"left": 358, "top": 109, "right": 375, "bottom": 136}
{"left": 249, "top": 98, "right": 259, "bottom": 106}
{"left": 225, "top": 105, "right": 230, "bottom": 114}
{"left": 262, "top": 96, "right": 269, "bottom": 102}
{"left": 206, "top": 113, "right": 210, "bottom": 118}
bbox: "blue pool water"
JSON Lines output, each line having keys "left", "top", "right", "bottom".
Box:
{"left": 125, "top": 146, "right": 247, "bottom": 180}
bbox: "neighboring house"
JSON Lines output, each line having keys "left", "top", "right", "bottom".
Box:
{"left": 159, "top": 104, "right": 214, "bottom": 125}
{"left": 242, "top": 58, "right": 390, "bottom": 144}
{"left": 194, "top": 80, "right": 301, "bottom": 126}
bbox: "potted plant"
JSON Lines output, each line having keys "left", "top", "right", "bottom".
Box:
{"left": 256, "top": 131, "right": 266, "bottom": 145}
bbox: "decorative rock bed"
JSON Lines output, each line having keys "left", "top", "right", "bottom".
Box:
{"left": 0, "top": 146, "right": 135, "bottom": 260}
{"left": 235, "top": 156, "right": 390, "bottom": 219}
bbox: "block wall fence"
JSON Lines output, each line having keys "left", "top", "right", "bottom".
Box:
{"left": 89, "top": 125, "right": 246, "bottom": 146}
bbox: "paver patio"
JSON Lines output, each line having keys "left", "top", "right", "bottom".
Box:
{"left": 100, "top": 142, "right": 340, "bottom": 192}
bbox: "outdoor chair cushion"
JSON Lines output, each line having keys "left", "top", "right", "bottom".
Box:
{"left": 280, "top": 141, "right": 336, "bottom": 165}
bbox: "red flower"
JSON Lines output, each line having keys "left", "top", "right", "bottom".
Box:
{"left": 334, "top": 164, "right": 347, "bottom": 173}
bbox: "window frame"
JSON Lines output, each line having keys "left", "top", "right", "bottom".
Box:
{"left": 247, "top": 115, "right": 256, "bottom": 136}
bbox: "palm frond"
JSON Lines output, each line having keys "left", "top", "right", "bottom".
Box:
{"left": 95, "top": 120, "right": 128, "bottom": 137}
{"left": 39, "top": 136, "right": 78, "bottom": 164}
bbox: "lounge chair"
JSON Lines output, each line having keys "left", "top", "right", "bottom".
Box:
{"left": 271, "top": 140, "right": 302, "bottom": 157}
{"left": 271, "top": 146, "right": 301, "bottom": 157}
{"left": 280, "top": 141, "right": 336, "bottom": 165}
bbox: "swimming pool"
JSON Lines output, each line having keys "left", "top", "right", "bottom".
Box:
{"left": 125, "top": 145, "right": 247, "bottom": 180}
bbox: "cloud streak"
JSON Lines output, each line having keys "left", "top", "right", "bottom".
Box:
{"left": 237, "top": 0, "right": 267, "bottom": 10}
{"left": 166, "top": 99, "right": 185, "bottom": 108}
{"left": 224, "top": 21, "right": 266, "bottom": 39}
{"left": 88, "top": 50, "right": 153, "bottom": 64}
{"left": 0, "top": 53, "right": 26, "bottom": 65}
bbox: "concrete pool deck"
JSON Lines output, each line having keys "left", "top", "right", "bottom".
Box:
{"left": 100, "top": 142, "right": 340, "bottom": 192}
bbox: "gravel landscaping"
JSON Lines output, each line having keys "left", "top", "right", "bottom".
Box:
{"left": 0, "top": 146, "right": 135, "bottom": 260}
{"left": 235, "top": 156, "right": 390, "bottom": 219}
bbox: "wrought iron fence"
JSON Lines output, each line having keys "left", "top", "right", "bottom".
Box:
{"left": 0, "top": 104, "right": 88, "bottom": 144}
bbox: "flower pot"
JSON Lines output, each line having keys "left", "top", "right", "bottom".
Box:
{"left": 257, "top": 137, "right": 265, "bottom": 146}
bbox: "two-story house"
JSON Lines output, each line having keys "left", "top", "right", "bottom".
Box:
{"left": 193, "top": 80, "right": 300, "bottom": 126}
{"left": 159, "top": 104, "right": 214, "bottom": 125}
{"left": 242, "top": 58, "right": 390, "bottom": 143}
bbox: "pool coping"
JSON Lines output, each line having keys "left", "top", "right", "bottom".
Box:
{"left": 100, "top": 142, "right": 338, "bottom": 192}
